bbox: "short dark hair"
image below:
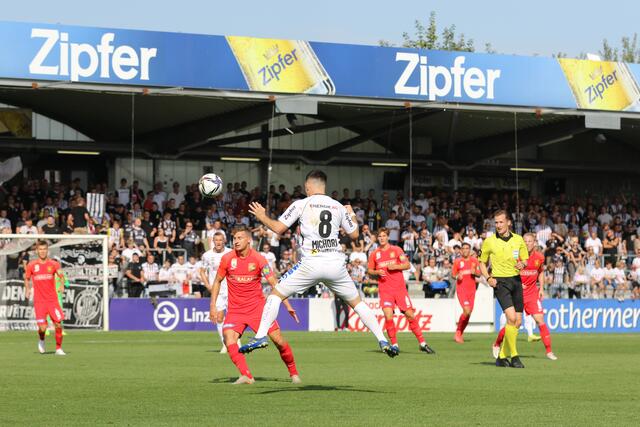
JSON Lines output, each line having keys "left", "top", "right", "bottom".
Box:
{"left": 461, "top": 242, "right": 471, "bottom": 249}
{"left": 232, "top": 225, "right": 251, "bottom": 237}
{"left": 305, "top": 170, "right": 327, "bottom": 184}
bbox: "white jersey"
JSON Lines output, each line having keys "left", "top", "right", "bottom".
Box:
{"left": 201, "top": 247, "right": 232, "bottom": 282}
{"left": 279, "top": 194, "right": 357, "bottom": 260}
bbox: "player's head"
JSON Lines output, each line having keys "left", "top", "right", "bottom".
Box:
{"left": 35, "top": 240, "right": 49, "bottom": 260}
{"left": 213, "top": 232, "right": 225, "bottom": 251}
{"left": 376, "top": 228, "right": 389, "bottom": 246}
{"left": 523, "top": 232, "right": 536, "bottom": 252}
{"left": 461, "top": 242, "right": 471, "bottom": 257}
{"left": 493, "top": 210, "right": 511, "bottom": 235}
{"left": 232, "top": 226, "right": 252, "bottom": 252}
{"left": 304, "top": 170, "right": 327, "bottom": 196}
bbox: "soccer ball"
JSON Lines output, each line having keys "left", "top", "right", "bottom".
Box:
{"left": 198, "top": 173, "right": 223, "bottom": 198}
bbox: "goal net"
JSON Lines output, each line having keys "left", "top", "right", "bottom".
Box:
{"left": 0, "top": 234, "right": 110, "bottom": 331}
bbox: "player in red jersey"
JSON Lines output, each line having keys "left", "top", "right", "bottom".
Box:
{"left": 209, "top": 226, "right": 301, "bottom": 384}
{"left": 493, "top": 233, "right": 557, "bottom": 360}
{"left": 367, "top": 228, "right": 435, "bottom": 355}
{"left": 451, "top": 243, "right": 480, "bottom": 343}
{"left": 24, "top": 240, "right": 66, "bottom": 355}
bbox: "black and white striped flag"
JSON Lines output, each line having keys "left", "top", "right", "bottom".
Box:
{"left": 87, "top": 193, "right": 105, "bottom": 221}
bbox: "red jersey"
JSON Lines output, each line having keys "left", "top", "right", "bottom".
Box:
{"left": 25, "top": 259, "right": 61, "bottom": 303}
{"left": 520, "top": 250, "right": 544, "bottom": 295}
{"left": 217, "top": 249, "right": 274, "bottom": 316}
{"left": 367, "top": 245, "right": 408, "bottom": 292}
{"left": 452, "top": 257, "right": 479, "bottom": 289}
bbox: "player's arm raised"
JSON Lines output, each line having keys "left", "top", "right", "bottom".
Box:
{"left": 248, "top": 202, "right": 289, "bottom": 235}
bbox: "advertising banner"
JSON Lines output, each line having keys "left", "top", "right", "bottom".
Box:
{"left": 109, "top": 298, "right": 309, "bottom": 332}
{"left": 495, "top": 299, "right": 640, "bottom": 333}
{"left": 0, "top": 21, "right": 639, "bottom": 112}
{"left": 0, "top": 279, "right": 102, "bottom": 330}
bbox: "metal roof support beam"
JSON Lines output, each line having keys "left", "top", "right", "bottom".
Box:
{"left": 450, "top": 118, "right": 589, "bottom": 164}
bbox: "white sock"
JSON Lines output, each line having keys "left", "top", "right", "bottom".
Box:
{"left": 216, "top": 323, "right": 225, "bottom": 346}
{"left": 524, "top": 314, "right": 534, "bottom": 336}
{"left": 255, "top": 295, "right": 282, "bottom": 339}
{"left": 353, "top": 301, "right": 386, "bottom": 342}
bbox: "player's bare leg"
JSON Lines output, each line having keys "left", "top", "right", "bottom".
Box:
{"left": 216, "top": 311, "right": 227, "bottom": 353}
{"left": 240, "top": 290, "right": 286, "bottom": 353}
{"left": 403, "top": 308, "right": 435, "bottom": 354}
{"left": 53, "top": 322, "right": 65, "bottom": 355}
{"left": 493, "top": 312, "right": 507, "bottom": 358}
{"left": 532, "top": 313, "right": 557, "bottom": 360}
{"left": 37, "top": 323, "right": 47, "bottom": 354}
{"left": 223, "top": 329, "right": 254, "bottom": 384}
{"left": 455, "top": 306, "right": 473, "bottom": 344}
{"left": 268, "top": 329, "right": 301, "bottom": 383}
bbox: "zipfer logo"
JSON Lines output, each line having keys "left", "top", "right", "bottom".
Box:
{"left": 394, "top": 53, "right": 501, "bottom": 101}
{"left": 153, "top": 301, "right": 180, "bottom": 331}
{"left": 28, "top": 28, "right": 158, "bottom": 82}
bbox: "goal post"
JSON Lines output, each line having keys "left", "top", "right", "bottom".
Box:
{"left": 0, "top": 234, "right": 110, "bottom": 332}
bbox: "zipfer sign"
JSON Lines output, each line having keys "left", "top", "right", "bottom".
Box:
{"left": 495, "top": 299, "right": 640, "bottom": 333}
{"left": 1, "top": 21, "right": 640, "bottom": 112}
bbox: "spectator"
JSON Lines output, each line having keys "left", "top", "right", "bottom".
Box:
{"left": 158, "top": 259, "right": 174, "bottom": 283}
{"left": 17, "top": 218, "right": 37, "bottom": 234}
{"left": 178, "top": 221, "right": 199, "bottom": 258}
{"left": 385, "top": 211, "right": 400, "bottom": 246}
{"left": 590, "top": 260, "right": 606, "bottom": 298}
{"left": 141, "top": 254, "right": 159, "bottom": 283}
{"left": 260, "top": 243, "right": 277, "bottom": 272}
{"left": 121, "top": 239, "right": 142, "bottom": 263}
{"left": 40, "top": 215, "right": 60, "bottom": 234}
{"left": 585, "top": 231, "right": 603, "bottom": 256}
{"left": 401, "top": 224, "right": 418, "bottom": 263}
{"left": 571, "top": 266, "right": 589, "bottom": 299}
{"left": 125, "top": 253, "right": 145, "bottom": 298}
{"left": 168, "top": 182, "right": 185, "bottom": 207}
{"left": 69, "top": 197, "right": 91, "bottom": 234}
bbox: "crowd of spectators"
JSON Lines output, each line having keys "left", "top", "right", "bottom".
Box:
{"left": 1, "top": 177, "right": 639, "bottom": 301}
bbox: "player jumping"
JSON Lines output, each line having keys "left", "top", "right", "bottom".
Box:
{"left": 239, "top": 170, "right": 396, "bottom": 357}
{"left": 200, "top": 231, "right": 235, "bottom": 353}
{"left": 452, "top": 242, "right": 480, "bottom": 343}
{"left": 209, "top": 226, "right": 301, "bottom": 384}
{"left": 24, "top": 240, "right": 67, "bottom": 356}
{"left": 493, "top": 233, "right": 557, "bottom": 360}
{"left": 367, "top": 228, "right": 435, "bottom": 355}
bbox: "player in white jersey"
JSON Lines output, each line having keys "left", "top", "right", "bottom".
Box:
{"left": 239, "top": 170, "right": 397, "bottom": 357}
{"left": 200, "top": 232, "right": 235, "bottom": 353}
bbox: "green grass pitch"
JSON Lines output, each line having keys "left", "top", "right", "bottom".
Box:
{"left": 1, "top": 331, "right": 639, "bottom": 425}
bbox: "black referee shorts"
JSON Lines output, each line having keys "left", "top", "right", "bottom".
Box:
{"left": 495, "top": 276, "right": 524, "bottom": 312}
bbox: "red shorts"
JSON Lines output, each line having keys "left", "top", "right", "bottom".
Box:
{"left": 222, "top": 312, "right": 279, "bottom": 337}
{"left": 379, "top": 287, "right": 414, "bottom": 312}
{"left": 523, "top": 291, "right": 543, "bottom": 315}
{"left": 456, "top": 285, "right": 477, "bottom": 311}
{"left": 34, "top": 299, "right": 64, "bottom": 325}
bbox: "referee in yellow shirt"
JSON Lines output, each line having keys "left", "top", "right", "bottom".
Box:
{"left": 479, "top": 210, "right": 529, "bottom": 368}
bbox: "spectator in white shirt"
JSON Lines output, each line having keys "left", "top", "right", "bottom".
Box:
{"left": 18, "top": 218, "right": 38, "bottom": 234}
{"left": 349, "top": 246, "right": 367, "bottom": 264}
{"left": 414, "top": 193, "right": 429, "bottom": 213}
{"left": 597, "top": 207, "right": 613, "bottom": 226}
{"left": 121, "top": 239, "right": 142, "bottom": 263}
{"left": 585, "top": 231, "right": 603, "bottom": 256}
{"left": 535, "top": 220, "right": 552, "bottom": 248}
{"left": 168, "top": 182, "right": 185, "bottom": 207}
{"left": 158, "top": 260, "right": 174, "bottom": 283}
{"left": 0, "top": 209, "right": 11, "bottom": 231}
{"left": 141, "top": 254, "right": 160, "bottom": 282}
{"left": 385, "top": 211, "right": 401, "bottom": 245}
{"left": 152, "top": 182, "right": 167, "bottom": 212}
{"left": 613, "top": 260, "right": 628, "bottom": 301}
{"left": 590, "top": 260, "right": 605, "bottom": 298}
{"left": 170, "top": 255, "right": 190, "bottom": 284}
{"left": 260, "top": 243, "right": 277, "bottom": 272}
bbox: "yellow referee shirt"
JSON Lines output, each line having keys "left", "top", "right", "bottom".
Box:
{"left": 479, "top": 232, "right": 529, "bottom": 278}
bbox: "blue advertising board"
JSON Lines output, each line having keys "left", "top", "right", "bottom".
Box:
{"left": 109, "top": 298, "right": 308, "bottom": 332}
{"left": 495, "top": 299, "right": 640, "bottom": 333}
{"left": 1, "top": 21, "right": 640, "bottom": 112}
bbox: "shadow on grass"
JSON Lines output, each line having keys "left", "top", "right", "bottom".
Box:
{"left": 255, "top": 384, "right": 391, "bottom": 395}
{"left": 210, "top": 376, "right": 293, "bottom": 384}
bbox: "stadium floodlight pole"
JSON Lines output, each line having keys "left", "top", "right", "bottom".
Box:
{"left": 3, "top": 233, "right": 110, "bottom": 331}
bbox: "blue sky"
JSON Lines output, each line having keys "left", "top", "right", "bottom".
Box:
{"left": 4, "top": 0, "right": 640, "bottom": 57}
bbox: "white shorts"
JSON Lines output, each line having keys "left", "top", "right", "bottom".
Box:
{"left": 275, "top": 256, "right": 359, "bottom": 302}
{"left": 215, "top": 281, "right": 228, "bottom": 311}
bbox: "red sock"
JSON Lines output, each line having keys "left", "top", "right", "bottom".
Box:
{"left": 384, "top": 319, "right": 398, "bottom": 345}
{"left": 539, "top": 323, "right": 552, "bottom": 353}
{"left": 278, "top": 343, "right": 298, "bottom": 376}
{"left": 227, "top": 343, "right": 252, "bottom": 378}
{"left": 457, "top": 314, "right": 470, "bottom": 334}
{"left": 494, "top": 327, "right": 505, "bottom": 347}
{"left": 38, "top": 330, "right": 45, "bottom": 340}
{"left": 408, "top": 318, "right": 425, "bottom": 344}
{"left": 55, "top": 327, "right": 63, "bottom": 350}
